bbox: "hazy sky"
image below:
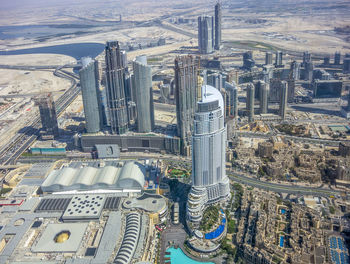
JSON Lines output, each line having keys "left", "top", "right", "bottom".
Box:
{"left": 0, "top": 0, "right": 347, "bottom": 11}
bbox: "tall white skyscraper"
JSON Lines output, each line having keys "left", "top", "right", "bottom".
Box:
{"left": 187, "top": 85, "right": 230, "bottom": 227}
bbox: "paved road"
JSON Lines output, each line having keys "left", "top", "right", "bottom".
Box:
{"left": 229, "top": 171, "right": 345, "bottom": 197}
{"left": 154, "top": 102, "right": 176, "bottom": 112}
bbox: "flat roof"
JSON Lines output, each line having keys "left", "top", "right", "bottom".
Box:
{"left": 31, "top": 223, "right": 88, "bottom": 253}
{"left": 62, "top": 194, "right": 105, "bottom": 221}
{"left": 123, "top": 193, "right": 167, "bottom": 213}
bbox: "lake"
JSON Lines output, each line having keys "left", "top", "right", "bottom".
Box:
{"left": 0, "top": 43, "right": 105, "bottom": 60}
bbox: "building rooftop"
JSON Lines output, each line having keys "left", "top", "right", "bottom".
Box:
{"left": 31, "top": 223, "right": 88, "bottom": 253}
{"left": 199, "top": 85, "right": 224, "bottom": 115}
{"left": 62, "top": 194, "right": 105, "bottom": 221}
{"left": 41, "top": 161, "right": 145, "bottom": 193}
{"left": 123, "top": 193, "right": 167, "bottom": 213}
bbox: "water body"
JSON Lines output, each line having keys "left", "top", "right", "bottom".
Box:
{"left": 165, "top": 247, "right": 214, "bottom": 264}
{"left": 0, "top": 43, "right": 105, "bottom": 60}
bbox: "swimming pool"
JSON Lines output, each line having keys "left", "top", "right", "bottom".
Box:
{"left": 165, "top": 247, "right": 214, "bottom": 264}
{"left": 279, "top": 236, "right": 284, "bottom": 247}
{"left": 205, "top": 209, "right": 226, "bottom": 240}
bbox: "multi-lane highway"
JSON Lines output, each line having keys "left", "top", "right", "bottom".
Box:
{"left": 229, "top": 171, "right": 345, "bottom": 197}
{"left": 122, "top": 152, "right": 344, "bottom": 197}
{"left": 0, "top": 65, "right": 80, "bottom": 165}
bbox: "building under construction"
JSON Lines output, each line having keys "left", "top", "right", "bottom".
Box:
{"left": 34, "top": 93, "right": 59, "bottom": 139}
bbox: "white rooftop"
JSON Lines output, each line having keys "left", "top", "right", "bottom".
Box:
{"left": 200, "top": 85, "right": 224, "bottom": 115}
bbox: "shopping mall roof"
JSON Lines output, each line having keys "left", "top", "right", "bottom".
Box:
{"left": 123, "top": 193, "right": 167, "bottom": 214}
{"left": 31, "top": 223, "right": 88, "bottom": 253}
{"left": 41, "top": 161, "right": 145, "bottom": 193}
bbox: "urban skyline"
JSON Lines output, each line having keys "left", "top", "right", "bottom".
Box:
{"left": 0, "top": 0, "right": 350, "bottom": 264}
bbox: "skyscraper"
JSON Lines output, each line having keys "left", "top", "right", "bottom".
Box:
{"left": 34, "top": 93, "right": 59, "bottom": 139}
{"left": 233, "top": 83, "right": 239, "bottom": 118}
{"left": 262, "top": 65, "right": 274, "bottom": 84}
{"left": 214, "top": 2, "right": 221, "bottom": 50}
{"left": 243, "top": 51, "right": 255, "bottom": 70}
{"left": 132, "top": 55, "right": 155, "bottom": 133}
{"left": 275, "top": 51, "right": 283, "bottom": 67}
{"left": 303, "top": 51, "right": 311, "bottom": 67}
{"left": 105, "top": 41, "right": 129, "bottom": 134}
{"left": 334, "top": 51, "right": 341, "bottom": 65}
{"left": 269, "top": 78, "right": 282, "bottom": 103}
{"left": 324, "top": 56, "right": 330, "bottom": 66}
{"left": 198, "top": 16, "right": 214, "bottom": 54}
{"left": 265, "top": 52, "right": 273, "bottom": 65}
{"left": 304, "top": 61, "right": 314, "bottom": 81}
{"left": 343, "top": 54, "right": 350, "bottom": 74}
{"left": 279, "top": 81, "right": 288, "bottom": 120}
{"left": 186, "top": 85, "right": 230, "bottom": 227}
{"left": 79, "top": 57, "right": 103, "bottom": 133}
{"left": 287, "top": 79, "right": 295, "bottom": 103}
{"left": 290, "top": 61, "right": 300, "bottom": 80}
{"left": 246, "top": 83, "right": 255, "bottom": 122}
{"left": 259, "top": 81, "right": 269, "bottom": 114}
{"left": 207, "top": 72, "right": 223, "bottom": 90}
{"left": 174, "top": 55, "right": 198, "bottom": 156}
{"left": 225, "top": 81, "right": 238, "bottom": 118}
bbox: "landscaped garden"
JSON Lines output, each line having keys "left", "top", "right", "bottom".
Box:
{"left": 199, "top": 205, "right": 220, "bottom": 232}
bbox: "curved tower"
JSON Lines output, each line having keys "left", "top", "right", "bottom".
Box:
{"left": 187, "top": 85, "right": 230, "bottom": 227}
{"left": 133, "top": 55, "right": 154, "bottom": 133}
{"left": 79, "top": 57, "right": 102, "bottom": 133}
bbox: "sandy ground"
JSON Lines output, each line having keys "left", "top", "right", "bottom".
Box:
{"left": 223, "top": 14, "right": 350, "bottom": 54}
{"left": 0, "top": 54, "right": 75, "bottom": 101}
{"left": 0, "top": 54, "right": 75, "bottom": 66}
{"left": 154, "top": 110, "right": 177, "bottom": 125}
{"left": 0, "top": 69, "right": 70, "bottom": 96}
{"left": 128, "top": 40, "right": 192, "bottom": 60}
{"left": 0, "top": 26, "right": 191, "bottom": 51}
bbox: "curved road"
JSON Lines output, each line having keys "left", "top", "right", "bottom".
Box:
{"left": 120, "top": 153, "right": 344, "bottom": 197}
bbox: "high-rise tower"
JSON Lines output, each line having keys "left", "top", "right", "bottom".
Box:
{"left": 243, "top": 51, "right": 255, "bottom": 70}
{"left": 214, "top": 2, "right": 222, "bottom": 50}
{"left": 275, "top": 51, "right": 283, "bottom": 67}
{"left": 290, "top": 61, "right": 300, "bottom": 80}
{"left": 343, "top": 54, "right": 350, "bottom": 74}
{"left": 246, "top": 83, "right": 255, "bottom": 122}
{"left": 105, "top": 41, "right": 129, "bottom": 134}
{"left": 225, "top": 81, "right": 238, "bottom": 118}
{"left": 132, "top": 55, "right": 154, "bottom": 133}
{"left": 198, "top": 16, "right": 214, "bottom": 54}
{"left": 233, "top": 83, "right": 239, "bottom": 118}
{"left": 34, "top": 93, "right": 59, "bottom": 139}
{"left": 304, "top": 61, "right": 314, "bottom": 81}
{"left": 279, "top": 81, "right": 288, "bottom": 120}
{"left": 175, "top": 56, "right": 198, "bottom": 156}
{"left": 259, "top": 81, "right": 269, "bottom": 114}
{"left": 334, "top": 51, "right": 341, "bottom": 65}
{"left": 265, "top": 52, "right": 273, "bottom": 65}
{"left": 186, "top": 85, "right": 230, "bottom": 227}
{"left": 79, "top": 57, "right": 103, "bottom": 133}
{"left": 303, "top": 51, "right": 311, "bottom": 67}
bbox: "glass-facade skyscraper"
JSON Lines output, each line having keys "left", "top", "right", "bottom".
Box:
{"left": 105, "top": 41, "right": 129, "bottom": 134}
